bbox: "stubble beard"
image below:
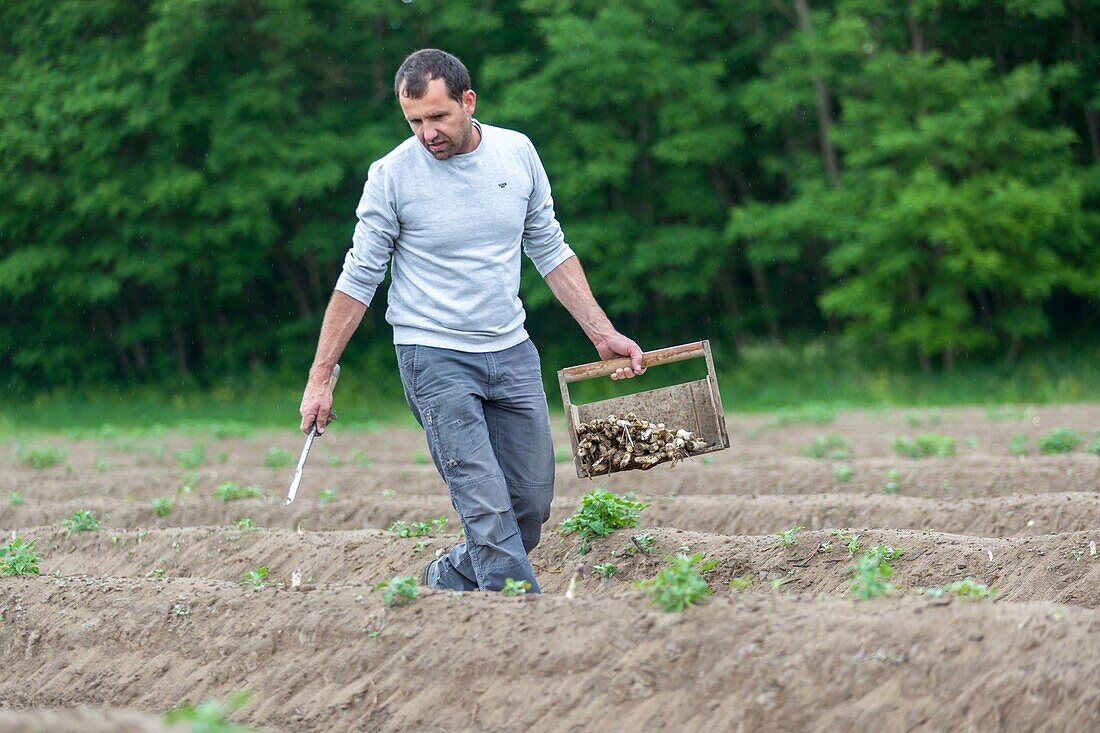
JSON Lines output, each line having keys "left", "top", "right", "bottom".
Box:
{"left": 426, "top": 118, "right": 473, "bottom": 160}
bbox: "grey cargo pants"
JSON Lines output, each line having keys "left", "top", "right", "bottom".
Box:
{"left": 395, "top": 338, "right": 555, "bottom": 592}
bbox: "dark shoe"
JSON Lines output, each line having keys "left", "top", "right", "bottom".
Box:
{"left": 419, "top": 558, "right": 435, "bottom": 587}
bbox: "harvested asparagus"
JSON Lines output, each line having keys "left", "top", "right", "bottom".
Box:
{"left": 575, "top": 412, "right": 709, "bottom": 476}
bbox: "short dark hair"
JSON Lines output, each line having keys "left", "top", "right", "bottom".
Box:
{"left": 394, "top": 49, "right": 471, "bottom": 104}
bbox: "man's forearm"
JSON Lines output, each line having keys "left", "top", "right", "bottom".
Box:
{"left": 308, "top": 290, "right": 367, "bottom": 382}
{"left": 543, "top": 255, "right": 616, "bottom": 346}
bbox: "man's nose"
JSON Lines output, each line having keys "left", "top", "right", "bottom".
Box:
{"left": 423, "top": 124, "right": 437, "bottom": 141}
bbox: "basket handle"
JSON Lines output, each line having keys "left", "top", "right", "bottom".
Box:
{"left": 558, "top": 341, "right": 707, "bottom": 384}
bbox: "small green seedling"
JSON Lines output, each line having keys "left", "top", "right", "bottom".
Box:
{"left": 776, "top": 526, "right": 803, "bottom": 548}
{"left": 175, "top": 444, "right": 205, "bottom": 469}
{"left": 178, "top": 471, "right": 200, "bottom": 495}
{"left": 560, "top": 490, "right": 649, "bottom": 555}
{"left": 501, "top": 578, "right": 531, "bottom": 596}
{"left": 17, "top": 444, "right": 67, "bottom": 469}
{"left": 729, "top": 576, "right": 754, "bottom": 592}
{"left": 883, "top": 469, "right": 900, "bottom": 494}
{"left": 0, "top": 536, "right": 43, "bottom": 576}
{"left": 800, "top": 434, "right": 851, "bottom": 460}
{"left": 389, "top": 517, "right": 447, "bottom": 538}
{"left": 381, "top": 489, "right": 397, "bottom": 498}
{"left": 593, "top": 562, "right": 618, "bottom": 578}
{"left": 263, "top": 446, "right": 294, "bottom": 469}
{"left": 152, "top": 497, "right": 173, "bottom": 517}
{"left": 833, "top": 464, "right": 854, "bottom": 483}
{"left": 374, "top": 575, "right": 419, "bottom": 606}
{"left": 1083, "top": 438, "right": 1100, "bottom": 456}
{"left": 94, "top": 456, "right": 108, "bottom": 472}
{"left": 846, "top": 534, "right": 862, "bottom": 554}
{"left": 631, "top": 533, "right": 655, "bottom": 555}
{"left": 62, "top": 510, "right": 101, "bottom": 537}
{"left": 944, "top": 578, "right": 995, "bottom": 600}
{"left": 233, "top": 518, "right": 257, "bottom": 531}
{"left": 8, "top": 491, "right": 24, "bottom": 506}
{"left": 818, "top": 541, "right": 834, "bottom": 553}
{"left": 867, "top": 544, "right": 903, "bottom": 562}
{"left": 1036, "top": 428, "right": 1083, "bottom": 454}
{"left": 352, "top": 449, "right": 373, "bottom": 466}
{"left": 849, "top": 552, "right": 896, "bottom": 599}
{"left": 892, "top": 434, "right": 955, "bottom": 458}
{"left": 635, "top": 553, "right": 718, "bottom": 612}
{"left": 163, "top": 691, "right": 255, "bottom": 732}
{"left": 213, "top": 482, "right": 264, "bottom": 502}
{"left": 241, "top": 566, "right": 269, "bottom": 589}
{"left": 147, "top": 568, "right": 166, "bottom": 580}
{"left": 413, "top": 539, "right": 433, "bottom": 553}
{"left": 986, "top": 404, "right": 1032, "bottom": 421}
{"left": 919, "top": 577, "right": 996, "bottom": 601}
{"left": 412, "top": 451, "right": 430, "bottom": 465}
{"left": 318, "top": 489, "right": 337, "bottom": 505}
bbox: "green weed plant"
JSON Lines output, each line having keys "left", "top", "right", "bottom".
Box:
{"left": 892, "top": 434, "right": 955, "bottom": 458}
{"left": 1036, "top": 428, "right": 1083, "bottom": 454}
{"left": 560, "top": 490, "right": 649, "bottom": 554}
{"left": 0, "top": 536, "right": 43, "bottom": 575}
{"left": 635, "top": 553, "right": 718, "bottom": 612}
{"left": 375, "top": 576, "right": 419, "bottom": 606}
{"left": 62, "top": 510, "right": 100, "bottom": 537}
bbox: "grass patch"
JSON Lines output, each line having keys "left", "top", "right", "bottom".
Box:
{"left": 772, "top": 404, "right": 835, "bottom": 426}
{"left": 1036, "top": 427, "right": 1083, "bottom": 454}
{"left": 17, "top": 444, "right": 67, "bottom": 469}
{"left": 212, "top": 482, "right": 265, "bottom": 502}
{"left": 892, "top": 434, "right": 955, "bottom": 458}
{"left": 800, "top": 434, "right": 851, "bottom": 460}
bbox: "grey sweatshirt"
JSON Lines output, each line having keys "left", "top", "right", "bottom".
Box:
{"left": 334, "top": 121, "right": 576, "bottom": 352}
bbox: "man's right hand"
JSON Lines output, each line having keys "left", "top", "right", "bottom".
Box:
{"left": 299, "top": 375, "right": 336, "bottom": 435}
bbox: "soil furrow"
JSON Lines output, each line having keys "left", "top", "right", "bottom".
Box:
{"left": 5, "top": 454, "right": 1097, "bottom": 501}
{"left": 1, "top": 576, "right": 1098, "bottom": 733}
{"left": 4, "top": 491, "right": 1099, "bottom": 538}
{"left": 11, "top": 525, "right": 1099, "bottom": 608}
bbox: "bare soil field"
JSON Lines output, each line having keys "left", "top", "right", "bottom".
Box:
{"left": 1, "top": 404, "right": 1098, "bottom": 731}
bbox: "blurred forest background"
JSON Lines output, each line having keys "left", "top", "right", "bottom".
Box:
{"left": 2, "top": 0, "right": 1098, "bottom": 419}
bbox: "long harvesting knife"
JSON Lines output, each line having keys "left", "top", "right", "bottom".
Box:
{"left": 286, "top": 363, "right": 341, "bottom": 506}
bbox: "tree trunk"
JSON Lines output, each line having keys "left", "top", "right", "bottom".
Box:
{"left": 905, "top": 273, "right": 931, "bottom": 374}
{"left": 273, "top": 243, "right": 314, "bottom": 319}
{"left": 1005, "top": 334, "right": 1022, "bottom": 366}
{"left": 1070, "top": 0, "right": 1100, "bottom": 163}
{"left": 750, "top": 262, "right": 782, "bottom": 344}
{"left": 792, "top": 0, "right": 841, "bottom": 188}
{"left": 172, "top": 326, "right": 190, "bottom": 377}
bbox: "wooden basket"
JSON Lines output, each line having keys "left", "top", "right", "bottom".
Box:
{"left": 557, "top": 340, "right": 730, "bottom": 478}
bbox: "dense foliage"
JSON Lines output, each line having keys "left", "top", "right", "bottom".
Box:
{"left": 1, "top": 0, "right": 1097, "bottom": 389}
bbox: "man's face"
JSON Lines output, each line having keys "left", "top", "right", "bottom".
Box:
{"left": 399, "top": 77, "right": 477, "bottom": 160}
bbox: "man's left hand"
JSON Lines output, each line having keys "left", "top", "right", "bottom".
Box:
{"left": 594, "top": 333, "right": 646, "bottom": 380}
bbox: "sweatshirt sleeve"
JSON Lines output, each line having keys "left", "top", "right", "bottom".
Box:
{"left": 334, "top": 160, "right": 398, "bottom": 307}
{"left": 521, "top": 138, "right": 576, "bottom": 277}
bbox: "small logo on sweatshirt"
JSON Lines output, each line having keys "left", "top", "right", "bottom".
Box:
{"left": 498, "top": 182, "right": 507, "bottom": 188}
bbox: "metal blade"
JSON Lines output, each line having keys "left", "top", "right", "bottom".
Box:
{"left": 285, "top": 426, "right": 317, "bottom": 506}
{"left": 285, "top": 363, "right": 340, "bottom": 507}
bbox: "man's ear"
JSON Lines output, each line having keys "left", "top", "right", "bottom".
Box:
{"left": 463, "top": 89, "right": 477, "bottom": 116}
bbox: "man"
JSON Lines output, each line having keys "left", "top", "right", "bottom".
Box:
{"left": 299, "top": 49, "right": 645, "bottom": 593}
